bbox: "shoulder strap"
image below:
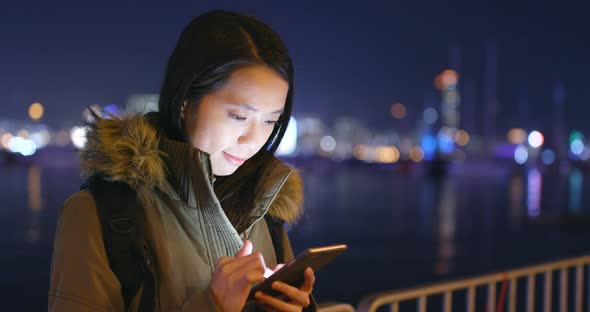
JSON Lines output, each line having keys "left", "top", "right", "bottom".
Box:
{"left": 82, "top": 175, "right": 155, "bottom": 311}
{"left": 264, "top": 215, "right": 318, "bottom": 311}
{"left": 264, "top": 215, "right": 286, "bottom": 263}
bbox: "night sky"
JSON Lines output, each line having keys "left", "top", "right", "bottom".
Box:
{"left": 1, "top": 0, "right": 589, "bottom": 136}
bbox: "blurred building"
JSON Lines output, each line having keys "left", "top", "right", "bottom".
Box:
{"left": 126, "top": 94, "right": 159, "bottom": 114}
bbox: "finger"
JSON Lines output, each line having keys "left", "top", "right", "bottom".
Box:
{"left": 242, "top": 270, "right": 265, "bottom": 286}
{"left": 235, "top": 240, "right": 253, "bottom": 257}
{"left": 256, "top": 302, "right": 278, "bottom": 312}
{"left": 226, "top": 259, "right": 267, "bottom": 290}
{"left": 255, "top": 291, "right": 301, "bottom": 312}
{"left": 219, "top": 252, "right": 266, "bottom": 278}
{"left": 271, "top": 281, "right": 310, "bottom": 307}
{"left": 215, "top": 257, "right": 231, "bottom": 267}
{"left": 231, "top": 253, "right": 266, "bottom": 276}
{"left": 232, "top": 245, "right": 268, "bottom": 272}
{"left": 300, "top": 267, "right": 316, "bottom": 294}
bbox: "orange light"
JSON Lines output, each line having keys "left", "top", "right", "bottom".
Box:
{"left": 441, "top": 69, "right": 459, "bottom": 86}
{"left": 434, "top": 69, "right": 459, "bottom": 91}
{"left": 507, "top": 128, "right": 527, "bottom": 144}
{"left": 1, "top": 133, "right": 13, "bottom": 148}
{"left": 409, "top": 146, "right": 424, "bottom": 162}
{"left": 390, "top": 103, "right": 407, "bottom": 119}
{"left": 17, "top": 129, "right": 29, "bottom": 139}
{"left": 376, "top": 146, "right": 400, "bottom": 163}
{"left": 353, "top": 145, "right": 369, "bottom": 161}
{"left": 454, "top": 130, "right": 470, "bottom": 146}
{"left": 29, "top": 102, "right": 44, "bottom": 121}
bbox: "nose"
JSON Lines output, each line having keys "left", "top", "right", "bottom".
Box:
{"left": 237, "top": 123, "right": 265, "bottom": 150}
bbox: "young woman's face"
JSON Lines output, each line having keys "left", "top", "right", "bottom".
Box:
{"left": 183, "top": 65, "right": 288, "bottom": 176}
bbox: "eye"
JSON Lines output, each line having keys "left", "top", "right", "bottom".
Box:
{"left": 228, "top": 113, "right": 246, "bottom": 121}
{"left": 265, "top": 120, "right": 279, "bottom": 126}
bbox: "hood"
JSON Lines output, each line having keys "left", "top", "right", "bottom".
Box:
{"left": 79, "top": 113, "right": 304, "bottom": 223}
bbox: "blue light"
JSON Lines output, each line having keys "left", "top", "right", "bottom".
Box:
{"left": 541, "top": 149, "right": 555, "bottom": 165}
{"left": 570, "top": 139, "right": 584, "bottom": 156}
{"left": 514, "top": 145, "right": 528, "bottom": 164}
{"left": 103, "top": 104, "right": 121, "bottom": 118}
{"left": 437, "top": 133, "right": 454, "bottom": 155}
{"left": 423, "top": 108, "right": 438, "bottom": 124}
{"left": 420, "top": 134, "right": 437, "bottom": 161}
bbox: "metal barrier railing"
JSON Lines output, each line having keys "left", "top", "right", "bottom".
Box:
{"left": 357, "top": 255, "right": 590, "bottom": 312}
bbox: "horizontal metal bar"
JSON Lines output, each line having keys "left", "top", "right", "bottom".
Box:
{"left": 357, "top": 255, "right": 590, "bottom": 312}
{"left": 357, "top": 254, "right": 590, "bottom": 312}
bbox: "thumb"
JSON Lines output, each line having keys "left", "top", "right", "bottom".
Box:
{"left": 235, "top": 240, "right": 253, "bottom": 257}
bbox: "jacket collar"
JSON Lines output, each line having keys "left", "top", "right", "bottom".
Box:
{"left": 79, "top": 113, "right": 303, "bottom": 224}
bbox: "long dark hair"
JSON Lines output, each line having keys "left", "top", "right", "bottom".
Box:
{"left": 158, "top": 10, "right": 294, "bottom": 232}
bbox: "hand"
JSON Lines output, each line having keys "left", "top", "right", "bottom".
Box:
{"left": 254, "top": 267, "right": 315, "bottom": 312}
{"left": 209, "top": 240, "right": 266, "bottom": 312}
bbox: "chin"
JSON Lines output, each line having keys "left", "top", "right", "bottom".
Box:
{"left": 212, "top": 166, "right": 238, "bottom": 177}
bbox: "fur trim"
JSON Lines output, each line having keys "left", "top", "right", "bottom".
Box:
{"left": 80, "top": 114, "right": 172, "bottom": 201}
{"left": 80, "top": 113, "right": 304, "bottom": 223}
{"left": 267, "top": 169, "right": 304, "bottom": 223}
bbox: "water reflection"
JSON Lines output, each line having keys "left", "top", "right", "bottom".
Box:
{"left": 434, "top": 177, "right": 456, "bottom": 276}
{"left": 4, "top": 158, "right": 590, "bottom": 308}
{"left": 569, "top": 168, "right": 582, "bottom": 213}
{"left": 526, "top": 167, "right": 542, "bottom": 217}
{"left": 26, "top": 164, "right": 42, "bottom": 244}
{"left": 509, "top": 173, "right": 524, "bottom": 221}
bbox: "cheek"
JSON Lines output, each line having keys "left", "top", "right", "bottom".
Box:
{"left": 190, "top": 126, "right": 219, "bottom": 153}
{"left": 188, "top": 118, "right": 236, "bottom": 153}
{"left": 258, "top": 127, "right": 275, "bottom": 147}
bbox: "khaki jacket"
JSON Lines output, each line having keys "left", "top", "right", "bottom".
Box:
{"left": 48, "top": 114, "right": 305, "bottom": 311}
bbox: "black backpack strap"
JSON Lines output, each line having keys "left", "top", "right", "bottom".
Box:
{"left": 264, "top": 215, "right": 317, "bottom": 311}
{"left": 264, "top": 215, "right": 286, "bottom": 263}
{"left": 82, "top": 175, "right": 155, "bottom": 311}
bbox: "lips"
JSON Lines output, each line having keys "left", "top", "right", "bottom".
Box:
{"left": 223, "top": 152, "right": 246, "bottom": 166}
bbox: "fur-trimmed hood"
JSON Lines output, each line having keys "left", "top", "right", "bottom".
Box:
{"left": 79, "top": 113, "right": 303, "bottom": 223}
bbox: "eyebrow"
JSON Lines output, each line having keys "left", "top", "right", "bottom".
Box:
{"left": 228, "top": 103, "right": 283, "bottom": 114}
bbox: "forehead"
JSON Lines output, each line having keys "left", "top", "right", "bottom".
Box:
{"left": 213, "top": 65, "right": 288, "bottom": 110}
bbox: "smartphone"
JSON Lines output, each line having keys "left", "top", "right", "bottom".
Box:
{"left": 249, "top": 244, "right": 348, "bottom": 299}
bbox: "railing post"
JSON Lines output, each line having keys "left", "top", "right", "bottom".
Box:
{"left": 466, "top": 287, "right": 475, "bottom": 312}
{"left": 544, "top": 270, "right": 552, "bottom": 312}
{"left": 509, "top": 278, "right": 516, "bottom": 312}
{"left": 389, "top": 302, "right": 399, "bottom": 312}
{"left": 488, "top": 282, "right": 496, "bottom": 312}
{"left": 561, "top": 268, "right": 568, "bottom": 312}
{"left": 527, "top": 274, "right": 535, "bottom": 312}
{"left": 587, "top": 264, "right": 590, "bottom": 312}
{"left": 443, "top": 291, "right": 452, "bottom": 312}
{"left": 356, "top": 256, "right": 590, "bottom": 312}
{"left": 576, "top": 265, "right": 583, "bottom": 312}
{"left": 417, "top": 296, "right": 426, "bottom": 312}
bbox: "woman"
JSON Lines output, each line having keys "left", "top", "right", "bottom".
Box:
{"left": 49, "top": 10, "right": 315, "bottom": 311}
